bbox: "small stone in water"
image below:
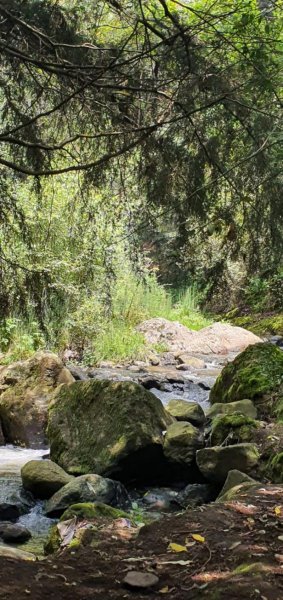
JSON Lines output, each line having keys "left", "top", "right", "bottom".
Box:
{"left": 123, "top": 571, "right": 159, "bottom": 589}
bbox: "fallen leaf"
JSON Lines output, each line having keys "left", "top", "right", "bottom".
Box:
{"left": 159, "top": 586, "right": 169, "bottom": 593}
{"left": 168, "top": 543, "right": 187, "bottom": 553}
{"left": 192, "top": 533, "right": 205, "bottom": 543}
{"left": 274, "top": 506, "right": 282, "bottom": 516}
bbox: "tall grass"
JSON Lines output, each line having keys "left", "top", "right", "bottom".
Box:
{"left": 0, "top": 272, "right": 212, "bottom": 365}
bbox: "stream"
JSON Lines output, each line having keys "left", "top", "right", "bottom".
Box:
{"left": 0, "top": 354, "right": 227, "bottom": 556}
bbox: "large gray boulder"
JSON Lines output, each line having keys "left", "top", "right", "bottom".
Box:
{"left": 196, "top": 443, "right": 260, "bottom": 483}
{"left": 45, "top": 474, "right": 129, "bottom": 517}
{"left": 48, "top": 379, "right": 174, "bottom": 479}
{"left": 163, "top": 421, "right": 203, "bottom": 465}
{"left": 0, "top": 351, "right": 74, "bottom": 448}
{"left": 21, "top": 460, "right": 73, "bottom": 499}
{"left": 137, "top": 319, "right": 261, "bottom": 354}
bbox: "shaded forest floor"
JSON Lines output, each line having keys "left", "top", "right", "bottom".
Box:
{"left": 0, "top": 485, "right": 282, "bottom": 600}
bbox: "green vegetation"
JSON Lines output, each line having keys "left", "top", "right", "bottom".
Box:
{"left": 0, "top": 1, "right": 281, "bottom": 362}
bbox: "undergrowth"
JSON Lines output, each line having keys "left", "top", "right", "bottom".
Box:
{"left": 0, "top": 272, "right": 212, "bottom": 365}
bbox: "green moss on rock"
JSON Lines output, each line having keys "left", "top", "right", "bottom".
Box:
{"left": 210, "top": 343, "right": 283, "bottom": 420}
{"left": 210, "top": 414, "right": 259, "bottom": 446}
{"left": 48, "top": 379, "right": 174, "bottom": 477}
{"left": 60, "top": 502, "right": 131, "bottom": 522}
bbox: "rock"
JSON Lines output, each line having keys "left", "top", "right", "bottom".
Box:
{"left": 210, "top": 343, "right": 283, "bottom": 419}
{"left": 142, "top": 488, "right": 178, "bottom": 511}
{"left": 21, "top": 459, "right": 73, "bottom": 499}
{"left": 137, "top": 319, "right": 262, "bottom": 354}
{"left": 45, "top": 473, "right": 129, "bottom": 517}
{"left": 123, "top": 571, "right": 159, "bottom": 590}
{"left": 66, "top": 365, "right": 89, "bottom": 381}
{"left": 164, "top": 421, "right": 203, "bottom": 465}
{"left": 60, "top": 501, "right": 131, "bottom": 522}
{"left": 0, "top": 545, "right": 35, "bottom": 561}
{"left": 217, "top": 469, "right": 256, "bottom": 500}
{"left": 0, "top": 477, "right": 34, "bottom": 520}
{"left": 45, "top": 501, "right": 133, "bottom": 554}
{"left": 206, "top": 399, "right": 257, "bottom": 420}
{"left": 0, "top": 503, "right": 20, "bottom": 521}
{"left": 216, "top": 481, "right": 260, "bottom": 502}
{"left": 48, "top": 379, "right": 174, "bottom": 479}
{"left": 0, "top": 351, "right": 74, "bottom": 447}
{"left": 196, "top": 443, "right": 260, "bottom": 483}
{"left": 1, "top": 524, "right": 32, "bottom": 543}
{"left": 177, "top": 483, "right": 216, "bottom": 507}
{"left": 176, "top": 354, "right": 206, "bottom": 369}
{"left": 210, "top": 414, "right": 259, "bottom": 446}
{"left": 166, "top": 399, "right": 205, "bottom": 426}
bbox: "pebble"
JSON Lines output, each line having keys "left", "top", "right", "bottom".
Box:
{"left": 123, "top": 571, "right": 159, "bottom": 589}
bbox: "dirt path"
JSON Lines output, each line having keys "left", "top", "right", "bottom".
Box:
{"left": 0, "top": 484, "right": 282, "bottom": 600}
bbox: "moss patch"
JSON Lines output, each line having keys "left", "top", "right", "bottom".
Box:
{"left": 210, "top": 343, "right": 283, "bottom": 420}
{"left": 210, "top": 414, "right": 259, "bottom": 446}
{"left": 60, "top": 502, "right": 131, "bottom": 522}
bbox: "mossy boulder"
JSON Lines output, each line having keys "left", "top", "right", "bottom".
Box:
{"left": 210, "top": 414, "right": 259, "bottom": 446}
{"left": 21, "top": 460, "right": 73, "bottom": 499}
{"left": 48, "top": 379, "right": 174, "bottom": 479}
{"left": 163, "top": 421, "right": 203, "bottom": 465}
{"left": 265, "top": 452, "right": 283, "bottom": 484}
{"left": 45, "top": 473, "right": 129, "bottom": 517}
{"left": 166, "top": 400, "right": 205, "bottom": 426}
{"left": 217, "top": 469, "right": 256, "bottom": 500}
{"left": 0, "top": 351, "right": 74, "bottom": 448}
{"left": 60, "top": 502, "right": 131, "bottom": 522}
{"left": 216, "top": 481, "right": 259, "bottom": 503}
{"left": 210, "top": 343, "right": 283, "bottom": 420}
{"left": 206, "top": 399, "right": 257, "bottom": 420}
{"left": 196, "top": 443, "right": 260, "bottom": 483}
{"left": 44, "top": 501, "right": 133, "bottom": 555}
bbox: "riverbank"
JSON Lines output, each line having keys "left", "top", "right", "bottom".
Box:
{"left": 0, "top": 482, "right": 282, "bottom": 600}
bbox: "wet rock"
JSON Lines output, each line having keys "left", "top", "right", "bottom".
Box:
{"left": 21, "top": 459, "right": 73, "bottom": 499}
{"left": 1, "top": 524, "right": 32, "bottom": 543}
{"left": 48, "top": 379, "right": 174, "bottom": 479}
{"left": 166, "top": 399, "right": 205, "bottom": 426}
{"left": 0, "top": 477, "right": 34, "bottom": 520}
{"left": 123, "top": 571, "right": 159, "bottom": 590}
{"left": 217, "top": 469, "right": 256, "bottom": 500}
{"left": 45, "top": 473, "right": 129, "bottom": 517}
{"left": 210, "top": 343, "right": 283, "bottom": 419}
{"left": 177, "top": 483, "right": 216, "bottom": 507}
{"left": 164, "top": 421, "right": 204, "bottom": 466}
{"left": 0, "top": 503, "right": 20, "bottom": 521}
{"left": 0, "top": 351, "right": 74, "bottom": 448}
{"left": 206, "top": 399, "right": 257, "bottom": 420}
{"left": 196, "top": 443, "right": 260, "bottom": 483}
{"left": 142, "top": 488, "right": 178, "bottom": 511}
